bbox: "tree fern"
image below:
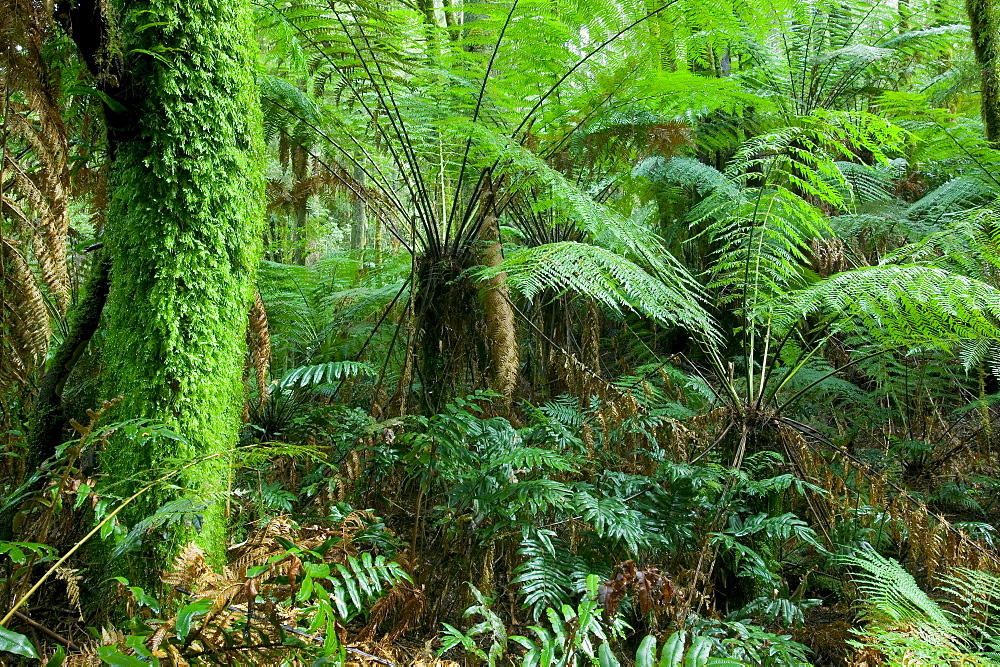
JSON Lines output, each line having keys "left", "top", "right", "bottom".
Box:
{"left": 483, "top": 241, "right": 715, "bottom": 339}
{"left": 775, "top": 265, "right": 1000, "bottom": 366}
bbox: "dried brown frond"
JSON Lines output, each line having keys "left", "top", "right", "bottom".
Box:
{"left": 357, "top": 571, "right": 425, "bottom": 643}
{"left": 247, "top": 289, "right": 272, "bottom": 408}
{"left": 0, "top": 236, "right": 50, "bottom": 393}
{"left": 161, "top": 543, "right": 219, "bottom": 595}
{"left": 56, "top": 566, "right": 84, "bottom": 620}
{"left": 227, "top": 515, "right": 295, "bottom": 576}
{"left": 810, "top": 236, "right": 849, "bottom": 278}
{"left": 0, "top": 0, "right": 72, "bottom": 314}
{"left": 598, "top": 560, "right": 682, "bottom": 624}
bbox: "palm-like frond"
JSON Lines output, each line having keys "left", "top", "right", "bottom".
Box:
{"left": 776, "top": 265, "right": 1000, "bottom": 366}
{"left": 483, "top": 241, "right": 715, "bottom": 340}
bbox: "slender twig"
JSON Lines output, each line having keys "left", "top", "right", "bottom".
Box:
{"left": 12, "top": 611, "right": 81, "bottom": 652}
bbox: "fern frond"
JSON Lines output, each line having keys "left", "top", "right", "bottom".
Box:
{"left": 774, "top": 265, "right": 1000, "bottom": 363}
{"left": 279, "top": 360, "right": 378, "bottom": 389}
{"left": 483, "top": 241, "right": 715, "bottom": 339}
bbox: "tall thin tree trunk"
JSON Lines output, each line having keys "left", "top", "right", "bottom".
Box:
{"left": 292, "top": 142, "right": 308, "bottom": 264}
{"left": 967, "top": 0, "right": 1000, "bottom": 146}
{"left": 100, "top": 0, "right": 265, "bottom": 569}
{"left": 350, "top": 164, "right": 367, "bottom": 250}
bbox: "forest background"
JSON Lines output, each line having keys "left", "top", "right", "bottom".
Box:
{"left": 5, "top": 0, "right": 1000, "bottom": 664}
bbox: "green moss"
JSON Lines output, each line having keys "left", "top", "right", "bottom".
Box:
{"left": 100, "top": 0, "right": 265, "bottom": 568}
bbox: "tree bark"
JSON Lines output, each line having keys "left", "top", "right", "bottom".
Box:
{"left": 479, "top": 217, "right": 518, "bottom": 405}
{"left": 99, "top": 0, "right": 265, "bottom": 568}
{"left": 967, "top": 0, "right": 1000, "bottom": 147}
{"left": 350, "top": 164, "right": 367, "bottom": 250}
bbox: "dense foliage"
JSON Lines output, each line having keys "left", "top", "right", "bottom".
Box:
{"left": 5, "top": 0, "right": 1000, "bottom": 664}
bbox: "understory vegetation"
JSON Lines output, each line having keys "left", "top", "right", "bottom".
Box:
{"left": 7, "top": 0, "right": 1000, "bottom": 664}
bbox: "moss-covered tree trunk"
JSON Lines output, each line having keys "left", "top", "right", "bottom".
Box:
{"left": 100, "top": 0, "right": 264, "bottom": 566}
{"left": 967, "top": 0, "right": 1000, "bottom": 147}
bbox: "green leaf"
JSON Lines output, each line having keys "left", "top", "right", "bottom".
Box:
{"left": 97, "top": 646, "right": 149, "bottom": 666}
{"left": 74, "top": 483, "right": 92, "bottom": 510}
{"left": 46, "top": 645, "right": 66, "bottom": 666}
{"left": 636, "top": 635, "right": 658, "bottom": 667}
{"left": 175, "top": 598, "right": 211, "bottom": 641}
{"left": 599, "top": 642, "right": 621, "bottom": 667}
{"left": 660, "top": 631, "right": 685, "bottom": 666}
{"left": 0, "top": 626, "right": 38, "bottom": 658}
{"left": 684, "top": 636, "right": 713, "bottom": 667}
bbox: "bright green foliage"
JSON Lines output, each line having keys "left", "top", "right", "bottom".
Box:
{"left": 841, "top": 548, "right": 1000, "bottom": 664}
{"left": 100, "top": 0, "right": 266, "bottom": 564}
{"left": 0, "top": 626, "right": 37, "bottom": 659}
{"left": 441, "top": 576, "right": 618, "bottom": 666}
{"left": 777, "top": 265, "right": 1000, "bottom": 363}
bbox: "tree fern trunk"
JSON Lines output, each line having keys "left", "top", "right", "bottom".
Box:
{"left": 479, "top": 217, "right": 518, "bottom": 405}
{"left": 100, "top": 0, "right": 265, "bottom": 570}
{"left": 966, "top": 0, "right": 1000, "bottom": 146}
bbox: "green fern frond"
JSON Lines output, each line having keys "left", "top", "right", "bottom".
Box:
{"left": 483, "top": 241, "right": 716, "bottom": 340}
{"left": 279, "top": 360, "right": 378, "bottom": 389}
{"left": 774, "top": 265, "right": 1000, "bottom": 363}
{"left": 512, "top": 528, "right": 589, "bottom": 621}
{"left": 838, "top": 547, "right": 955, "bottom": 633}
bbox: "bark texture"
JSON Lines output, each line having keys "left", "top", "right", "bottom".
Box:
{"left": 100, "top": 0, "right": 265, "bottom": 565}
{"left": 967, "top": 0, "right": 1000, "bottom": 146}
{"left": 479, "top": 217, "right": 518, "bottom": 405}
